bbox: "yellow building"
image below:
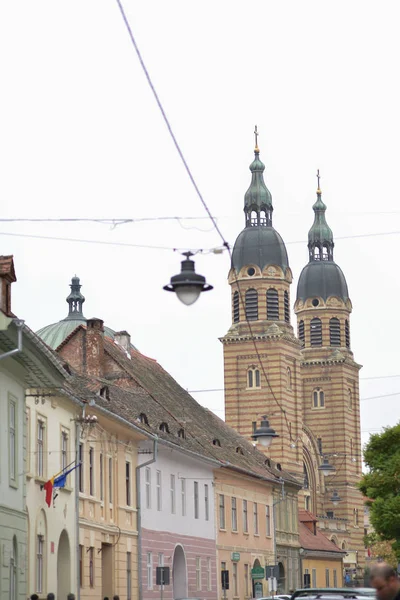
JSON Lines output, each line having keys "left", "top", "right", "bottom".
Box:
{"left": 299, "top": 511, "right": 345, "bottom": 588}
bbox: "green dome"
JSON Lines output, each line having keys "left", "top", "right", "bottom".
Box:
{"left": 37, "top": 318, "right": 120, "bottom": 350}
{"left": 232, "top": 226, "right": 289, "bottom": 272}
{"left": 36, "top": 276, "right": 137, "bottom": 350}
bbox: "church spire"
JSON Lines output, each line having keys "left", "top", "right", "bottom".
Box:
{"left": 244, "top": 127, "right": 273, "bottom": 228}
{"left": 307, "top": 170, "right": 334, "bottom": 262}
{"left": 65, "top": 275, "right": 85, "bottom": 320}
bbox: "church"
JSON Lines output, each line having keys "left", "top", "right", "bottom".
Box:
{"left": 221, "top": 137, "right": 365, "bottom": 581}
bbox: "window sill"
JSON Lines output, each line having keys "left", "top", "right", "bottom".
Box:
{"left": 9, "top": 480, "right": 18, "bottom": 490}
{"left": 232, "top": 530, "right": 239, "bottom": 534}
{"left": 35, "top": 476, "right": 48, "bottom": 485}
{"left": 219, "top": 527, "right": 227, "bottom": 532}
{"left": 254, "top": 533, "right": 260, "bottom": 537}
{"left": 311, "top": 406, "right": 326, "bottom": 410}
{"left": 59, "top": 486, "right": 73, "bottom": 494}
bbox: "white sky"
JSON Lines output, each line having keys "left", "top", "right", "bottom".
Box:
{"left": 1, "top": 1, "right": 399, "bottom": 454}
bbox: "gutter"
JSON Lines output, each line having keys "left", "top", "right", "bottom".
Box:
{"left": 0, "top": 319, "right": 24, "bottom": 361}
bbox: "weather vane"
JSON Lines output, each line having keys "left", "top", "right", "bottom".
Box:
{"left": 254, "top": 125, "right": 259, "bottom": 152}
{"left": 317, "top": 169, "right": 321, "bottom": 192}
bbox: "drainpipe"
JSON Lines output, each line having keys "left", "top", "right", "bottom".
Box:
{"left": 136, "top": 438, "right": 158, "bottom": 600}
{"left": 75, "top": 404, "right": 86, "bottom": 600}
{"left": 0, "top": 319, "right": 24, "bottom": 361}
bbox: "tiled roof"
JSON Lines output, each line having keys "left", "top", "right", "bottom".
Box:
{"left": 299, "top": 509, "right": 318, "bottom": 523}
{"left": 299, "top": 522, "right": 345, "bottom": 554}
{"left": 66, "top": 338, "right": 301, "bottom": 487}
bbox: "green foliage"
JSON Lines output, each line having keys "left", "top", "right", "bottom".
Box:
{"left": 359, "top": 423, "right": 400, "bottom": 559}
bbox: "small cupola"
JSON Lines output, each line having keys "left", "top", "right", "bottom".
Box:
{"left": 307, "top": 171, "right": 334, "bottom": 262}
{"left": 244, "top": 127, "right": 273, "bottom": 228}
{"left": 65, "top": 275, "right": 85, "bottom": 320}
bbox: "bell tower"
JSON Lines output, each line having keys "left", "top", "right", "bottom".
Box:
{"left": 221, "top": 136, "right": 303, "bottom": 477}
{"left": 294, "top": 174, "right": 364, "bottom": 567}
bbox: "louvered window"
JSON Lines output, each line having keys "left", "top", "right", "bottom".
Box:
{"left": 245, "top": 289, "right": 258, "bottom": 320}
{"left": 266, "top": 288, "right": 279, "bottom": 320}
{"left": 298, "top": 320, "right": 305, "bottom": 343}
{"left": 345, "top": 320, "right": 350, "bottom": 348}
{"left": 310, "top": 318, "right": 322, "bottom": 346}
{"left": 329, "top": 318, "right": 341, "bottom": 346}
{"left": 233, "top": 291, "right": 239, "bottom": 323}
{"left": 284, "top": 291, "right": 290, "bottom": 323}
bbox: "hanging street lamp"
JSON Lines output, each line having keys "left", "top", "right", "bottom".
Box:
{"left": 318, "top": 457, "right": 336, "bottom": 477}
{"left": 163, "top": 252, "right": 213, "bottom": 306}
{"left": 251, "top": 415, "right": 279, "bottom": 448}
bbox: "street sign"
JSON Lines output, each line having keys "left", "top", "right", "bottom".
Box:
{"left": 231, "top": 552, "right": 240, "bottom": 561}
{"left": 221, "top": 570, "right": 230, "bottom": 590}
{"left": 265, "top": 565, "right": 279, "bottom": 579}
{"left": 268, "top": 577, "right": 277, "bottom": 593}
{"left": 251, "top": 566, "right": 265, "bottom": 579}
{"left": 156, "top": 567, "right": 170, "bottom": 586}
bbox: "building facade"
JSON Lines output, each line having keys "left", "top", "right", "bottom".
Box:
{"left": 222, "top": 142, "right": 365, "bottom": 579}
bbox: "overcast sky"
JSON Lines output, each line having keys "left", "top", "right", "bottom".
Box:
{"left": 1, "top": 1, "right": 399, "bottom": 455}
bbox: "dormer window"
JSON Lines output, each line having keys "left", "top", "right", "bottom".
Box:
{"left": 99, "top": 386, "right": 110, "bottom": 400}
{"left": 236, "top": 446, "right": 244, "bottom": 455}
{"left": 212, "top": 439, "right": 221, "bottom": 447}
{"left": 178, "top": 428, "right": 185, "bottom": 439}
{"left": 159, "top": 422, "right": 169, "bottom": 433}
{"left": 247, "top": 367, "right": 261, "bottom": 389}
{"left": 139, "top": 413, "right": 149, "bottom": 426}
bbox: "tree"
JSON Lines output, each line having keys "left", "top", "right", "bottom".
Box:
{"left": 359, "top": 422, "right": 400, "bottom": 559}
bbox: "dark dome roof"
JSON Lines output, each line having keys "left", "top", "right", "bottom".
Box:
{"left": 231, "top": 226, "right": 289, "bottom": 272}
{"left": 296, "top": 261, "right": 349, "bottom": 302}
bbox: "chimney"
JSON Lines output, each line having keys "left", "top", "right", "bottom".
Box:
{"left": 114, "top": 330, "right": 131, "bottom": 353}
{"left": 85, "top": 318, "right": 105, "bottom": 378}
{"left": 0, "top": 256, "right": 16, "bottom": 317}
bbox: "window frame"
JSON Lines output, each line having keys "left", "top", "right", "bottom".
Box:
{"left": 253, "top": 502, "right": 259, "bottom": 535}
{"left": 243, "top": 499, "right": 248, "bottom": 533}
{"left": 194, "top": 481, "right": 199, "bottom": 519}
{"left": 36, "top": 534, "right": 44, "bottom": 594}
{"left": 36, "top": 417, "right": 46, "bottom": 478}
{"left": 204, "top": 483, "right": 209, "bottom": 521}
{"left": 231, "top": 496, "right": 238, "bottom": 532}
{"left": 312, "top": 388, "right": 325, "bottom": 409}
{"left": 219, "top": 494, "right": 226, "bottom": 530}
{"left": 170, "top": 474, "right": 176, "bottom": 514}
{"left": 9, "top": 396, "right": 17, "bottom": 484}
{"left": 126, "top": 461, "right": 131, "bottom": 506}
{"left": 266, "top": 505, "right": 271, "bottom": 536}
{"left": 156, "top": 470, "right": 162, "bottom": 511}
{"left": 145, "top": 467, "right": 151, "bottom": 509}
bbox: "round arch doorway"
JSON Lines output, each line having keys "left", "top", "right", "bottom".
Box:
{"left": 57, "top": 530, "right": 71, "bottom": 599}
{"left": 172, "top": 544, "right": 187, "bottom": 600}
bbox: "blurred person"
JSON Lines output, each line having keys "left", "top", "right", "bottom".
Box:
{"left": 370, "top": 563, "right": 400, "bottom": 600}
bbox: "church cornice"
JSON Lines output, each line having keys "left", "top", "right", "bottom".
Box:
{"left": 220, "top": 330, "right": 302, "bottom": 347}
{"left": 300, "top": 356, "right": 362, "bottom": 369}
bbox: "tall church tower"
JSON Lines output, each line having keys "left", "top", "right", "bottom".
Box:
{"left": 221, "top": 138, "right": 303, "bottom": 478}
{"left": 295, "top": 175, "right": 364, "bottom": 566}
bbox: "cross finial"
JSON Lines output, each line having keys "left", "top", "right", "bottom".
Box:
{"left": 254, "top": 125, "right": 259, "bottom": 152}
{"left": 317, "top": 169, "right": 321, "bottom": 193}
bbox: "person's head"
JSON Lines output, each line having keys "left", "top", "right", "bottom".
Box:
{"left": 103, "top": 597, "right": 109, "bottom": 600}
{"left": 67, "top": 594, "right": 75, "bottom": 600}
{"left": 47, "top": 594, "right": 55, "bottom": 600}
{"left": 370, "top": 563, "right": 400, "bottom": 600}
{"left": 30, "top": 595, "right": 39, "bottom": 600}
{"left": 113, "top": 596, "right": 120, "bottom": 600}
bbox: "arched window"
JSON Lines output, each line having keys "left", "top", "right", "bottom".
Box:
{"left": 178, "top": 428, "right": 185, "bottom": 439}
{"left": 298, "top": 320, "right": 305, "bottom": 344}
{"left": 247, "top": 367, "right": 261, "bottom": 389}
{"left": 354, "top": 508, "right": 359, "bottom": 526}
{"left": 348, "top": 389, "right": 353, "bottom": 410}
{"left": 313, "top": 388, "right": 325, "bottom": 408}
{"left": 266, "top": 288, "right": 279, "bottom": 320}
{"left": 245, "top": 289, "right": 258, "bottom": 320}
{"left": 310, "top": 318, "right": 322, "bottom": 346}
{"left": 287, "top": 367, "right": 292, "bottom": 390}
{"left": 233, "top": 291, "right": 239, "bottom": 323}
{"left": 329, "top": 318, "right": 341, "bottom": 346}
{"left": 284, "top": 291, "right": 290, "bottom": 323}
{"left": 314, "top": 246, "right": 321, "bottom": 260}
{"left": 159, "top": 422, "right": 170, "bottom": 433}
{"left": 345, "top": 320, "right": 350, "bottom": 348}
{"left": 341, "top": 541, "right": 347, "bottom": 551}
{"left": 322, "top": 245, "right": 329, "bottom": 260}
{"left": 303, "top": 463, "right": 309, "bottom": 490}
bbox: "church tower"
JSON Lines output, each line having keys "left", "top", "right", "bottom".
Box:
{"left": 221, "top": 136, "right": 303, "bottom": 478}
{"left": 295, "top": 174, "right": 364, "bottom": 567}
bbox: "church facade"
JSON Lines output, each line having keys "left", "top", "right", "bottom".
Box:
{"left": 221, "top": 142, "right": 364, "bottom": 581}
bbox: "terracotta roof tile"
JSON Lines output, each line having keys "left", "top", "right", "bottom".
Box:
{"left": 299, "top": 522, "right": 345, "bottom": 553}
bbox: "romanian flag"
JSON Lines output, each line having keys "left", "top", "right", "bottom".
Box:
{"left": 43, "top": 477, "right": 55, "bottom": 508}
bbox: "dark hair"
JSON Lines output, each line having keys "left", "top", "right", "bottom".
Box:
{"left": 47, "top": 594, "right": 55, "bottom": 600}
{"left": 113, "top": 596, "right": 120, "bottom": 600}
{"left": 67, "top": 594, "right": 76, "bottom": 600}
{"left": 370, "top": 563, "right": 398, "bottom": 581}
{"left": 30, "top": 595, "right": 39, "bottom": 600}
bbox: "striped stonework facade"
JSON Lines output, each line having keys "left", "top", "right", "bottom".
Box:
{"left": 222, "top": 253, "right": 364, "bottom": 581}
